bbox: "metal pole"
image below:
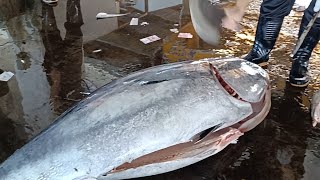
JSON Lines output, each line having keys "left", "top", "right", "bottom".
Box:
{"left": 291, "top": 11, "right": 320, "bottom": 57}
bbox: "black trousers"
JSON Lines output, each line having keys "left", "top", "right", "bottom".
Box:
{"left": 260, "top": 0, "right": 320, "bottom": 28}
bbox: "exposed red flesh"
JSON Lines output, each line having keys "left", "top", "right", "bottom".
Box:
{"left": 209, "top": 64, "right": 243, "bottom": 101}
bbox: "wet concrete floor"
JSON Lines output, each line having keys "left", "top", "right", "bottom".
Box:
{"left": 0, "top": 0, "right": 320, "bottom": 179}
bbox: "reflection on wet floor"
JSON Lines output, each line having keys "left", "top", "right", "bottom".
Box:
{"left": 0, "top": 0, "right": 320, "bottom": 179}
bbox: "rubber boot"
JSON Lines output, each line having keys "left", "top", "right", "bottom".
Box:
{"left": 243, "top": 15, "right": 284, "bottom": 66}
{"left": 289, "top": 15, "right": 320, "bottom": 87}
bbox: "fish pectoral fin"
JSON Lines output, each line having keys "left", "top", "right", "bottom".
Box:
{"left": 191, "top": 124, "right": 222, "bottom": 144}
{"left": 108, "top": 127, "right": 243, "bottom": 176}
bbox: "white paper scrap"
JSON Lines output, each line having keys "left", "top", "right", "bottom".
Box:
{"left": 140, "top": 22, "right": 149, "bottom": 26}
{"left": 0, "top": 71, "right": 14, "bottom": 82}
{"left": 178, "top": 33, "right": 193, "bottom": 39}
{"left": 96, "top": 12, "right": 129, "bottom": 19}
{"left": 170, "top": 28, "right": 179, "bottom": 33}
{"left": 140, "top": 35, "right": 161, "bottom": 44}
{"left": 93, "top": 49, "right": 102, "bottom": 53}
{"left": 130, "top": 18, "right": 139, "bottom": 25}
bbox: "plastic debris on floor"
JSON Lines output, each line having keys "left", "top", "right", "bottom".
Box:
{"left": 96, "top": 12, "right": 129, "bottom": 19}
{"left": 140, "top": 22, "right": 149, "bottom": 26}
{"left": 170, "top": 28, "right": 179, "bottom": 33}
{"left": 0, "top": 72, "right": 14, "bottom": 82}
{"left": 140, "top": 35, "right": 161, "bottom": 44}
{"left": 130, "top": 18, "right": 139, "bottom": 25}
{"left": 178, "top": 33, "right": 193, "bottom": 39}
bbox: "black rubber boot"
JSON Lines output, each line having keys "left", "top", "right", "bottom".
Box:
{"left": 289, "top": 15, "right": 320, "bottom": 87}
{"left": 243, "top": 15, "right": 284, "bottom": 66}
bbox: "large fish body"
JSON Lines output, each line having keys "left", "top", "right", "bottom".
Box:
{"left": 312, "top": 91, "right": 320, "bottom": 127}
{"left": 0, "top": 58, "right": 271, "bottom": 180}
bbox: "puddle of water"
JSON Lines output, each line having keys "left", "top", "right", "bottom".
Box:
{"left": 53, "top": 0, "right": 119, "bottom": 42}
{"left": 0, "top": 0, "right": 319, "bottom": 179}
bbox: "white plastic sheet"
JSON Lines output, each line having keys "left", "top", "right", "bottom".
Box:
{"left": 0, "top": 71, "right": 14, "bottom": 81}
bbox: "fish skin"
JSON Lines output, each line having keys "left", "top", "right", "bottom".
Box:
{"left": 0, "top": 58, "right": 270, "bottom": 180}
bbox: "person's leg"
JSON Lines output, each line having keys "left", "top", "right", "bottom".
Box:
{"left": 289, "top": 0, "right": 320, "bottom": 87}
{"left": 243, "top": 0, "right": 295, "bottom": 66}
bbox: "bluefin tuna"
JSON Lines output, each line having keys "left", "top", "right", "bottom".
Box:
{"left": 312, "top": 91, "right": 320, "bottom": 127}
{"left": 0, "top": 58, "right": 271, "bottom": 180}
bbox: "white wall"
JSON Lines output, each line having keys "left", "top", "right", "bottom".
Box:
{"left": 134, "top": 0, "right": 182, "bottom": 12}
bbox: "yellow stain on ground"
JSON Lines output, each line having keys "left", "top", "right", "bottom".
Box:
{"left": 162, "top": 20, "right": 255, "bottom": 64}
{"left": 162, "top": 22, "right": 223, "bottom": 63}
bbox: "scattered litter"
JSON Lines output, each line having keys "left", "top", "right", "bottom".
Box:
{"left": 178, "top": 33, "right": 193, "bottom": 39}
{"left": 140, "top": 35, "right": 161, "bottom": 44}
{"left": 170, "top": 28, "right": 179, "bottom": 33}
{"left": 80, "top": 92, "right": 91, "bottom": 95}
{"left": 92, "top": 49, "right": 102, "bottom": 53}
{"left": 225, "top": 40, "right": 240, "bottom": 46}
{"left": 0, "top": 71, "right": 14, "bottom": 82}
{"left": 66, "top": 90, "right": 75, "bottom": 98}
{"left": 96, "top": 12, "right": 129, "bottom": 19}
{"left": 130, "top": 18, "right": 139, "bottom": 25}
{"left": 140, "top": 22, "right": 149, "bottom": 26}
{"left": 174, "top": 23, "right": 179, "bottom": 27}
{"left": 236, "top": 33, "right": 255, "bottom": 41}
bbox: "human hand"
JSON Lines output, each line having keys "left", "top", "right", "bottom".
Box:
{"left": 222, "top": 7, "right": 243, "bottom": 32}
{"left": 221, "top": 0, "right": 252, "bottom": 32}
